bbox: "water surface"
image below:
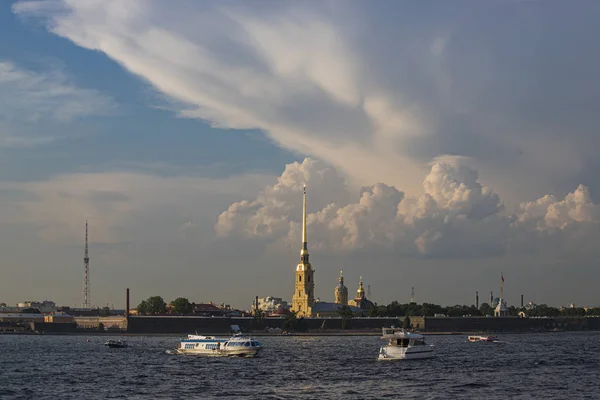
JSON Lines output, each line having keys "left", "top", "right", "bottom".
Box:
{"left": 1, "top": 332, "right": 598, "bottom": 399}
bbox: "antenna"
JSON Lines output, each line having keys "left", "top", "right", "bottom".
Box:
{"left": 410, "top": 286, "right": 415, "bottom": 303}
{"left": 82, "top": 220, "right": 90, "bottom": 309}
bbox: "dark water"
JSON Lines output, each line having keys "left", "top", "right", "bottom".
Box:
{"left": 1, "top": 332, "right": 599, "bottom": 399}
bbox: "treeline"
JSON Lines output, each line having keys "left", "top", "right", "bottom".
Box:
{"left": 135, "top": 295, "right": 600, "bottom": 318}
{"left": 136, "top": 296, "right": 194, "bottom": 315}
{"left": 367, "top": 301, "right": 600, "bottom": 318}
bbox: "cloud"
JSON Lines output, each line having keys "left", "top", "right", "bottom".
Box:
{"left": 0, "top": 170, "right": 275, "bottom": 244}
{"left": 13, "top": 0, "right": 600, "bottom": 203}
{"left": 0, "top": 61, "right": 113, "bottom": 122}
{"left": 515, "top": 184, "right": 600, "bottom": 230}
{"left": 0, "top": 60, "right": 114, "bottom": 147}
{"left": 216, "top": 157, "right": 600, "bottom": 259}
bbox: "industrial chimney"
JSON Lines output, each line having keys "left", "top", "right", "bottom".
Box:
{"left": 126, "top": 288, "right": 130, "bottom": 319}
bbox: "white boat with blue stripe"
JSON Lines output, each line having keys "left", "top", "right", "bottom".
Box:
{"left": 378, "top": 327, "right": 434, "bottom": 360}
{"left": 176, "top": 333, "right": 263, "bottom": 357}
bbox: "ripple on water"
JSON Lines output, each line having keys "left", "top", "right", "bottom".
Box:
{"left": 1, "top": 332, "right": 600, "bottom": 399}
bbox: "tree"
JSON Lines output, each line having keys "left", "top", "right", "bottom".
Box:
{"left": 170, "top": 297, "right": 193, "bottom": 315}
{"left": 479, "top": 303, "right": 493, "bottom": 316}
{"left": 283, "top": 311, "right": 298, "bottom": 331}
{"left": 137, "top": 300, "right": 149, "bottom": 315}
{"left": 21, "top": 308, "right": 41, "bottom": 314}
{"left": 337, "top": 305, "right": 354, "bottom": 330}
{"left": 402, "top": 315, "right": 411, "bottom": 329}
{"left": 137, "top": 296, "right": 167, "bottom": 315}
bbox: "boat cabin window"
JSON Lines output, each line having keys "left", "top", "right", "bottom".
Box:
{"left": 394, "top": 339, "right": 409, "bottom": 347}
{"left": 412, "top": 339, "right": 425, "bottom": 346}
{"left": 244, "top": 342, "right": 250, "bottom": 347}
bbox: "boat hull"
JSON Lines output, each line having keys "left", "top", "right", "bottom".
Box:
{"left": 175, "top": 347, "right": 261, "bottom": 357}
{"left": 378, "top": 345, "right": 434, "bottom": 360}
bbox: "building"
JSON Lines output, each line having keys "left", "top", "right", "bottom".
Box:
{"left": 193, "top": 303, "right": 224, "bottom": 316}
{"left": 253, "top": 296, "right": 289, "bottom": 314}
{"left": 348, "top": 277, "right": 375, "bottom": 311}
{"left": 334, "top": 271, "right": 348, "bottom": 306}
{"left": 44, "top": 312, "right": 75, "bottom": 323}
{"left": 310, "top": 272, "right": 361, "bottom": 317}
{"left": 291, "top": 185, "right": 315, "bottom": 317}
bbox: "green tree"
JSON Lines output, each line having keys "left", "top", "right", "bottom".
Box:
{"left": 137, "top": 300, "right": 149, "bottom": 315}
{"left": 402, "top": 315, "right": 411, "bottom": 329}
{"left": 170, "top": 297, "right": 193, "bottom": 314}
{"left": 21, "top": 308, "right": 41, "bottom": 314}
{"left": 479, "top": 303, "right": 493, "bottom": 316}
{"left": 337, "top": 305, "right": 354, "bottom": 330}
{"left": 283, "top": 311, "right": 298, "bottom": 331}
{"left": 137, "top": 296, "right": 167, "bottom": 315}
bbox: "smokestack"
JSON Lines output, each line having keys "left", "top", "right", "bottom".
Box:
{"left": 521, "top": 294, "right": 524, "bottom": 308}
{"left": 126, "top": 288, "right": 130, "bottom": 318}
{"left": 476, "top": 291, "right": 479, "bottom": 309}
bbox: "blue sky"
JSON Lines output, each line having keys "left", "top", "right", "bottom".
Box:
{"left": 2, "top": 0, "right": 600, "bottom": 310}
{"left": 0, "top": 0, "right": 294, "bottom": 183}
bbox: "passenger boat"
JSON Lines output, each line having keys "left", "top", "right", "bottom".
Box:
{"left": 175, "top": 333, "right": 263, "bottom": 357}
{"left": 467, "top": 335, "right": 499, "bottom": 342}
{"left": 378, "top": 327, "right": 434, "bottom": 360}
{"left": 104, "top": 339, "right": 128, "bottom": 348}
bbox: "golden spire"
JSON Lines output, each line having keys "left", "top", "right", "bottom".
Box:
{"left": 339, "top": 270, "right": 344, "bottom": 284}
{"left": 302, "top": 184, "right": 307, "bottom": 245}
{"left": 300, "top": 184, "right": 309, "bottom": 262}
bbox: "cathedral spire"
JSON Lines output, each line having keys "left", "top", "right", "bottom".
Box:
{"left": 300, "top": 184, "right": 309, "bottom": 263}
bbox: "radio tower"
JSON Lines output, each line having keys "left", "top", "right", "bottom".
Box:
{"left": 82, "top": 220, "right": 90, "bottom": 309}
{"left": 410, "top": 286, "right": 415, "bottom": 303}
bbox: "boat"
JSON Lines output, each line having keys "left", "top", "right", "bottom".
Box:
{"left": 175, "top": 333, "right": 263, "bottom": 357}
{"left": 467, "top": 335, "right": 499, "bottom": 342}
{"left": 377, "top": 327, "right": 434, "bottom": 360}
{"left": 104, "top": 339, "right": 128, "bottom": 348}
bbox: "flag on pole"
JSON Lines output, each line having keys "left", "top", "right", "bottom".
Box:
{"left": 501, "top": 274, "right": 504, "bottom": 283}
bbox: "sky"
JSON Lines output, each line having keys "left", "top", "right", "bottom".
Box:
{"left": 1, "top": 0, "right": 600, "bottom": 310}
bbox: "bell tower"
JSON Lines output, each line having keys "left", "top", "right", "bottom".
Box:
{"left": 291, "top": 184, "right": 314, "bottom": 317}
{"left": 334, "top": 270, "right": 348, "bottom": 306}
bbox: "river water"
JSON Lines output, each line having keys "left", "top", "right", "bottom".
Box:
{"left": 0, "top": 332, "right": 598, "bottom": 399}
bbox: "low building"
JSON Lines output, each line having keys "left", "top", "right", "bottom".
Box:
{"left": 253, "top": 296, "right": 289, "bottom": 314}
{"left": 193, "top": 303, "right": 224, "bottom": 316}
{"left": 0, "top": 313, "right": 44, "bottom": 323}
{"left": 44, "top": 312, "right": 75, "bottom": 323}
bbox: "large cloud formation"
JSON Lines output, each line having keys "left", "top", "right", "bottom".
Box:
{"left": 14, "top": 0, "right": 600, "bottom": 203}
{"left": 217, "top": 158, "right": 600, "bottom": 258}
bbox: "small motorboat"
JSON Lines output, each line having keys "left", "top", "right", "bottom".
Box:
{"left": 467, "top": 335, "right": 499, "bottom": 342}
{"left": 104, "top": 339, "right": 128, "bottom": 348}
{"left": 378, "top": 327, "right": 434, "bottom": 360}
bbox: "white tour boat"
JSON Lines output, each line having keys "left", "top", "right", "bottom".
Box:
{"left": 378, "top": 327, "right": 434, "bottom": 360}
{"left": 175, "top": 333, "right": 263, "bottom": 357}
{"left": 467, "top": 335, "right": 499, "bottom": 342}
